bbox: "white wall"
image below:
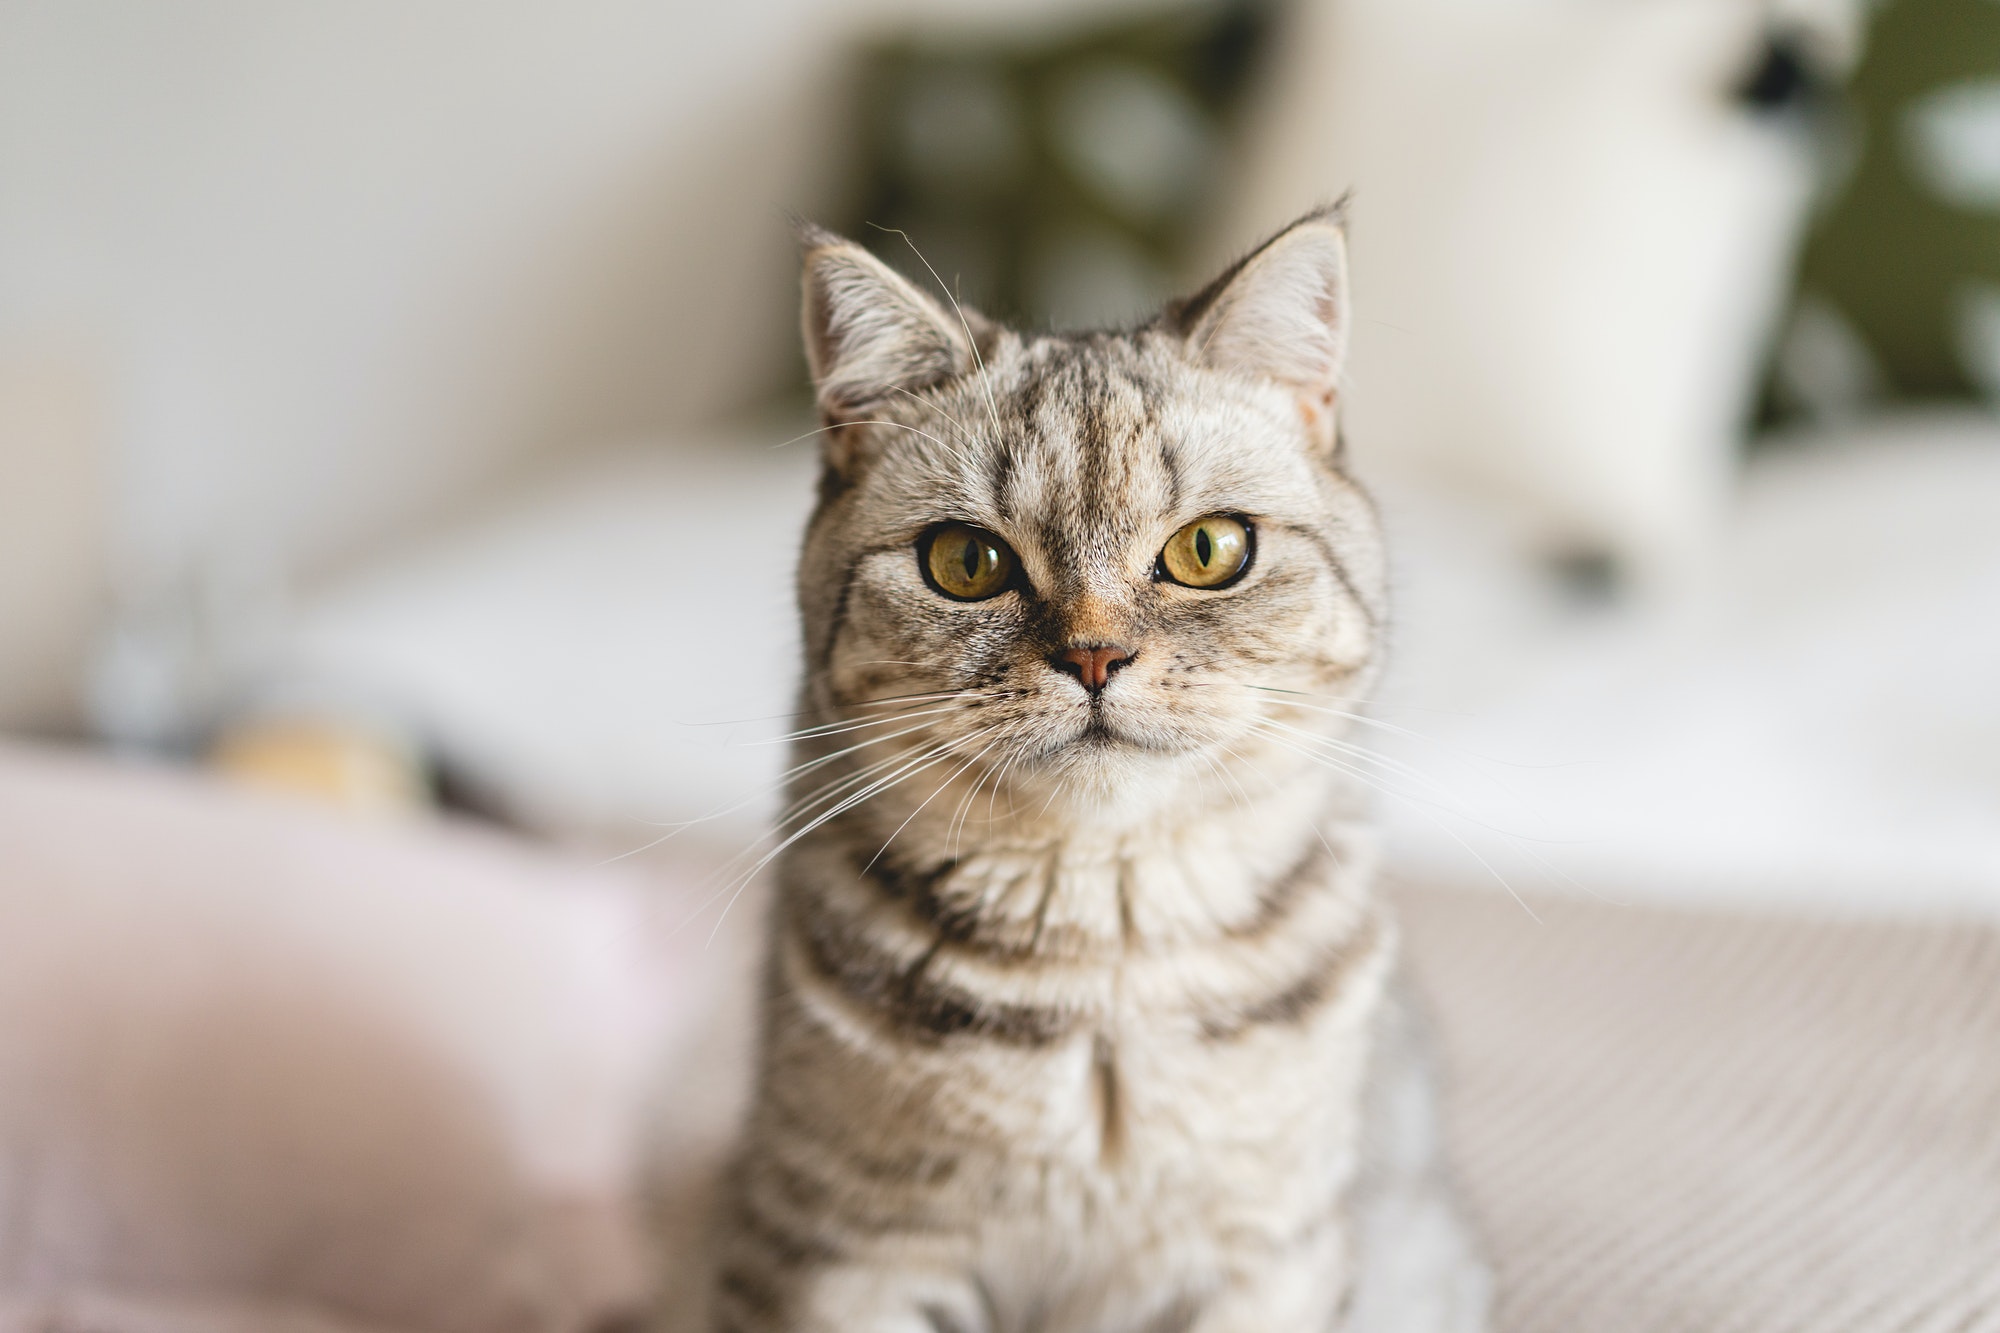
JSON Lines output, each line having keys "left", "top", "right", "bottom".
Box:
{"left": 0, "top": 0, "right": 851, "bottom": 583}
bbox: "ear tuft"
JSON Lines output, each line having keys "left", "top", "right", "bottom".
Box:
{"left": 1176, "top": 205, "right": 1351, "bottom": 446}
{"left": 798, "top": 225, "right": 974, "bottom": 420}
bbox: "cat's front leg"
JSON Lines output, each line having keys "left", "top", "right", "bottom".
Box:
{"left": 710, "top": 1256, "right": 990, "bottom": 1333}
{"left": 1179, "top": 1231, "right": 1349, "bottom": 1333}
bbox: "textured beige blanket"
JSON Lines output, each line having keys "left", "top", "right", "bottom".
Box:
{"left": 1399, "top": 887, "right": 2000, "bottom": 1333}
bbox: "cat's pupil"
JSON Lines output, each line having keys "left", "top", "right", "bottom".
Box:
{"left": 1195, "top": 528, "right": 1213, "bottom": 566}
{"left": 962, "top": 541, "right": 982, "bottom": 579}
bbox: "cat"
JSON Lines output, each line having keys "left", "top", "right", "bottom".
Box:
{"left": 703, "top": 206, "right": 1491, "bottom": 1333}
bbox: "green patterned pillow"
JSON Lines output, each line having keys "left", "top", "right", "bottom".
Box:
{"left": 839, "top": 1, "right": 1272, "bottom": 332}
{"left": 1786, "top": 0, "right": 2000, "bottom": 407}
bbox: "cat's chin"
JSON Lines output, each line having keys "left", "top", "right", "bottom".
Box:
{"left": 1010, "top": 722, "right": 1213, "bottom": 813}
{"left": 1044, "top": 716, "right": 1196, "bottom": 760}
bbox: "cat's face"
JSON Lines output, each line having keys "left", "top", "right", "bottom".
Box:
{"left": 794, "top": 211, "right": 1382, "bottom": 820}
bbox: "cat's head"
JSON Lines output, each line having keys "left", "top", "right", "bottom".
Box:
{"left": 792, "top": 208, "right": 1383, "bottom": 823}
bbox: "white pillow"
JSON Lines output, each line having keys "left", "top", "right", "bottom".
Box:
{"left": 1372, "top": 410, "right": 2000, "bottom": 915}
{"left": 1225, "top": 0, "right": 1863, "bottom": 583}
{"left": 281, "top": 431, "right": 815, "bottom": 839}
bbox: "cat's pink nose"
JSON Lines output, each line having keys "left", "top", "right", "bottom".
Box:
{"left": 1054, "top": 643, "right": 1133, "bottom": 693}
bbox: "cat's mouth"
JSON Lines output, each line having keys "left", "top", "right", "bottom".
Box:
{"left": 1052, "top": 700, "right": 1183, "bottom": 756}
{"left": 1024, "top": 707, "right": 1134, "bottom": 757}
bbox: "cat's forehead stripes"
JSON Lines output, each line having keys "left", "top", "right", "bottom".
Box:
{"left": 996, "top": 341, "right": 1176, "bottom": 575}
{"left": 934, "top": 337, "right": 1318, "bottom": 566}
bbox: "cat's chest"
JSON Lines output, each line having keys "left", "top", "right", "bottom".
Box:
{"left": 949, "top": 969, "right": 1380, "bottom": 1304}
{"left": 776, "top": 816, "right": 1387, "bottom": 1207}
{"left": 956, "top": 912, "right": 1390, "bottom": 1193}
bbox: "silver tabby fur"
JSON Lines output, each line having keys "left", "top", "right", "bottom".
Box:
{"left": 705, "top": 207, "right": 1491, "bottom": 1332}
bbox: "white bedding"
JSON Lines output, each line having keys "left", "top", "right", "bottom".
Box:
{"left": 1378, "top": 411, "right": 2000, "bottom": 915}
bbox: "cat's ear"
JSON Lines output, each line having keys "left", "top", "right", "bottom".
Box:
{"left": 1174, "top": 204, "right": 1351, "bottom": 452}
{"left": 798, "top": 223, "right": 978, "bottom": 424}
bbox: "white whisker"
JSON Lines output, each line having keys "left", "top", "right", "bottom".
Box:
{"left": 1245, "top": 722, "right": 1542, "bottom": 923}
{"left": 889, "top": 384, "right": 980, "bottom": 467}
{"left": 862, "top": 730, "right": 1005, "bottom": 877}
{"left": 871, "top": 224, "right": 1008, "bottom": 440}
{"left": 687, "top": 734, "right": 974, "bottom": 946}
{"left": 761, "top": 705, "right": 966, "bottom": 746}
{"left": 1252, "top": 716, "right": 1461, "bottom": 802}
{"left": 768, "top": 418, "right": 961, "bottom": 456}
{"left": 946, "top": 740, "right": 1007, "bottom": 859}
{"left": 679, "top": 686, "right": 990, "bottom": 731}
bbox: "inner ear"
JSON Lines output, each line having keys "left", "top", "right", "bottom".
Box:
{"left": 1176, "top": 206, "right": 1351, "bottom": 452}
{"left": 798, "top": 225, "right": 978, "bottom": 425}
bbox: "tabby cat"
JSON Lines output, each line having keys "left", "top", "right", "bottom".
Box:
{"left": 706, "top": 207, "right": 1490, "bottom": 1332}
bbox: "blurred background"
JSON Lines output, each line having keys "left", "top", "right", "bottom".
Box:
{"left": 7, "top": 0, "right": 1995, "bottom": 910}
{"left": 4, "top": 1, "right": 2000, "bottom": 1327}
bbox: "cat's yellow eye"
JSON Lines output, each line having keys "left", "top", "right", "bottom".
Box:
{"left": 922, "top": 523, "right": 1017, "bottom": 601}
{"left": 1160, "top": 515, "right": 1251, "bottom": 589}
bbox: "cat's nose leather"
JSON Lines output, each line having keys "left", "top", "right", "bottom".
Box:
{"left": 1054, "top": 643, "right": 1133, "bottom": 693}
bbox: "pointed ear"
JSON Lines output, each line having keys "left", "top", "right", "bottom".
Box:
{"left": 798, "top": 223, "right": 977, "bottom": 422}
{"left": 1176, "top": 205, "right": 1351, "bottom": 451}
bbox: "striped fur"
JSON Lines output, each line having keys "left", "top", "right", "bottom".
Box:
{"left": 707, "top": 211, "right": 1489, "bottom": 1332}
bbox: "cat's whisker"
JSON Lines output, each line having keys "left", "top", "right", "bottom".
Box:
{"left": 595, "top": 825, "right": 700, "bottom": 865}
{"left": 677, "top": 685, "right": 989, "bottom": 731}
{"left": 1261, "top": 717, "right": 1607, "bottom": 901}
{"left": 768, "top": 418, "right": 962, "bottom": 457}
{"left": 1252, "top": 716, "right": 1461, "bottom": 802}
{"left": 946, "top": 744, "right": 1002, "bottom": 860}
{"left": 1229, "top": 683, "right": 1581, "bottom": 775}
{"left": 890, "top": 384, "right": 968, "bottom": 435}
{"left": 1240, "top": 695, "right": 1602, "bottom": 899}
{"left": 841, "top": 690, "right": 1014, "bottom": 715}
{"left": 1199, "top": 746, "right": 1257, "bottom": 819}
{"left": 1032, "top": 767, "right": 1073, "bottom": 821}
{"left": 663, "top": 761, "right": 909, "bottom": 899}
{"left": 1250, "top": 699, "right": 1445, "bottom": 752}
{"left": 670, "top": 734, "right": 966, "bottom": 942}
{"left": 773, "top": 737, "right": 946, "bottom": 834}
{"left": 782, "top": 735, "right": 968, "bottom": 828}
{"left": 786, "top": 703, "right": 979, "bottom": 736}
{"left": 1244, "top": 723, "right": 1542, "bottom": 923}
{"left": 1245, "top": 720, "right": 1444, "bottom": 809}
{"left": 1187, "top": 680, "right": 1444, "bottom": 748}
{"left": 1246, "top": 719, "right": 1589, "bottom": 852}
{"left": 751, "top": 687, "right": 1012, "bottom": 749}
{"left": 609, "top": 704, "right": 1002, "bottom": 857}
{"left": 754, "top": 703, "right": 1016, "bottom": 827}
{"left": 890, "top": 385, "right": 981, "bottom": 467}
{"left": 619, "top": 717, "right": 953, "bottom": 858}
{"left": 982, "top": 746, "right": 1027, "bottom": 829}
{"left": 948, "top": 734, "right": 1029, "bottom": 857}
{"left": 598, "top": 756, "right": 878, "bottom": 860}
{"left": 838, "top": 663, "right": 954, "bottom": 674}
{"left": 872, "top": 224, "right": 1008, "bottom": 441}
{"left": 862, "top": 730, "right": 1007, "bottom": 878}
{"left": 702, "top": 729, "right": 1003, "bottom": 946}
{"left": 762, "top": 705, "right": 967, "bottom": 746}
{"left": 666, "top": 732, "right": 947, "bottom": 888}
{"left": 1228, "top": 683, "right": 1378, "bottom": 705}
{"left": 747, "top": 722, "right": 1000, "bottom": 876}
